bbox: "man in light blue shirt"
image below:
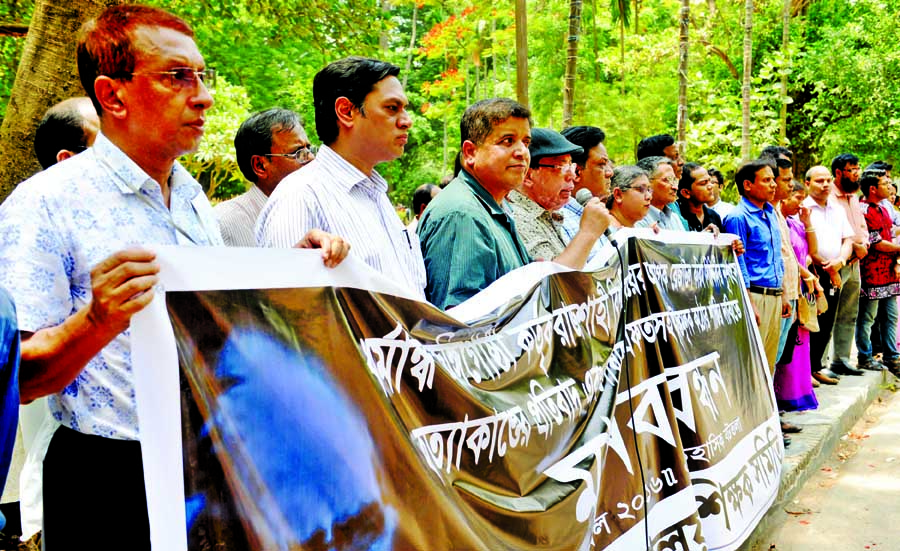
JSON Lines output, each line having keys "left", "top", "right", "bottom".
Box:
{"left": 558, "top": 125, "right": 614, "bottom": 262}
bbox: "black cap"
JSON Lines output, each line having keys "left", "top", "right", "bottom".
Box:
{"left": 529, "top": 128, "right": 583, "bottom": 167}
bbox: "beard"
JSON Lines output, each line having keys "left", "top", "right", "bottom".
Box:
{"left": 839, "top": 175, "right": 860, "bottom": 193}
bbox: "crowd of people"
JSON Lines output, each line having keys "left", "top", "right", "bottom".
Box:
{"left": 0, "top": 3, "right": 896, "bottom": 548}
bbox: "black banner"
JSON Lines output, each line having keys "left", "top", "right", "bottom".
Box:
{"left": 134, "top": 234, "right": 781, "bottom": 550}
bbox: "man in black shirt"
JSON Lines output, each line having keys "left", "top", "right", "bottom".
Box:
{"left": 678, "top": 162, "right": 724, "bottom": 232}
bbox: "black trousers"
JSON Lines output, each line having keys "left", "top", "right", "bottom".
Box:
{"left": 809, "top": 264, "right": 843, "bottom": 372}
{"left": 43, "top": 426, "right": 150, "bottom": 550}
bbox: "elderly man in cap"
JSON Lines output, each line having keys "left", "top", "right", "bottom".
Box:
{"left": 508, "top": 128, "right": 611, "bottom": 261}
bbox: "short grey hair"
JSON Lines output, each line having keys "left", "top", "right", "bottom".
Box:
{"left": 636, "top": 156, "right": 671, "bottom": 179}
{"left": 606, "top": 165, "right": 649, "bottom": 208}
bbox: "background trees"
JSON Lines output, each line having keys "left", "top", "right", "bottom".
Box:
{"left": 1, "top": 0, "right": 897, "bottom": 205}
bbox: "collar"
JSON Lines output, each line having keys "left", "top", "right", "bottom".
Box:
{"left": 316, "top": 144, "right": 388, "bottom": 195}
{"left": 245, "top": 184, "right": 269, "bottom": 203}
{"left": 458, "top": 169, "right": 509, "bottom": 217}
{"left": 831, "top": 184, "right": 859, "bottom": 200}
{"left": 507, "top": 189, "right": 562, "bottom": 221}
{"left": 738, "top": 196, "right": 774, "bottom": 214}
{"left": 802, "top": 195, "right": 833, "bottom": 210}
{"left": 92, "top": 132, "right": 202, "bottom": 201}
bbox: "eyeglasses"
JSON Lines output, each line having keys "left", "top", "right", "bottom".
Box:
{"left": 116, "top": 67, "right": 216, "bottom": 90}
{"left": 536, "top": 162, "right": 576, "bottom": 173}
{"left": 652, "top": 176, "right": 677, "bottom": 186}
{"left": 263, "top": 145, "right": 318, "bottom": 163}
{"left": 626, "top": 184, "right": 653, "bottom": 195}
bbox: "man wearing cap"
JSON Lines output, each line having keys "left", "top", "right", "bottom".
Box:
{"left": 508, "top": 128, "right": 610, "bottom": 261}
{"left": 418, "top": 100, "right": 608, "bottom": 310}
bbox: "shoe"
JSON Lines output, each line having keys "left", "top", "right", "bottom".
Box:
{"left": 783, "top": 435, "right": 792, "bottom": 447}
{"left": 858, "top": 358, "right": 886, "bottom": 371}
{"left": 819, "top": 367, "right": 842, "bottom": 380}
{"left": 831, "top": 361, "right": 865, "bottom": 376}
{"left": 813, "top": 371, "right": 839, "bottom": 385}
{"left": 781, "top": 421, "right": 803, "bottom": 434}
{"left": 811, "top": 376, "right": 820, "bottom": 388}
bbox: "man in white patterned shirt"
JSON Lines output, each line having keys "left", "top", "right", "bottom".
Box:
{"left": 257, "top": 57, "right": 427, "bottom": 299}
{"left": 0, "top": 6, "right": 346, "bottom": 548}
{"left": 215, "top": 108, "right": 315, "bottom": 246}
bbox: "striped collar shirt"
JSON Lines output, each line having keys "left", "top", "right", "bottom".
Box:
{"left": 558, "top": 197, "right": 609, "bottom": 262}
{"left": 256, "top": 145, "right": 426, "bottom": 299}
{"left": 215, "top": 184, "right": 268, "bottom": 247}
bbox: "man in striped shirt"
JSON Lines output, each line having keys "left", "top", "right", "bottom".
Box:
{"left": 216, "top": 108, "right": 314, "bottom": 247}
{"left": 257, "top": 57, "right": 426, "bottom": 298}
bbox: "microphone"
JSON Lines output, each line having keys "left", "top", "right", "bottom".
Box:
{"left": 575, "top": 189, "right": 615, "bottom": 244}
{"left": 575, "top": 188, "right": 594, "bottom": 207}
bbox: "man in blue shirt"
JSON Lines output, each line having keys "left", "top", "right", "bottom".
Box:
{"left": 724, "top": 159, "right": 787, "bottom": 373}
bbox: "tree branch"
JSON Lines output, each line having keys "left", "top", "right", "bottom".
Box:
{"left": 0, "top": 23, "right": 28, "bottom": 37}
{"left": 696, "top": 35, "right": 739, "bottom": 80}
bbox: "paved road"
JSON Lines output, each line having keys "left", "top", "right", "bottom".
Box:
{"left": 764, "top": 389, "right": 900, "bottom": 550}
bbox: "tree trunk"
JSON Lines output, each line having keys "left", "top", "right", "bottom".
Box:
{"left": 474, "top": 56, "right": 481, "bottom": 101}
{"left": 491, "top": 16, "right": 497, "bottom": 96}
{"left": 562, "top": 0, "right": 583, "bottom": 128}
{"left": 619, "top": 16, "right": 625, "bottom": 95}
{"left": 442, "top": 112, "right": 448, "bottom": 176}
{"left": 465, "top": 58, "right": 470, "bottom": 105}
{"left": 591, "top": 0, "right": 599, "bottom": 81}
{"left": 779, "top": 0, "right": 790, "bottom": 145}
{"left": 402, "top": 2, "right": 418, "bottom": 89}
{"left": 0, "top": 0, "right": 120, "bottom": 201}
{"left": 676, "top": 0, "right": 689, "bottom": 156}
{"left": 515, "top": 0, "right": 529, "bottom": 107}
{"left": 741, "top": 0, "right": 753, "bottom": 162}
{"left": 379, "top": 0, "right": 391, "bottom": 52}
{"left": 633, "top": 0, "right": 639, "bottom": 34}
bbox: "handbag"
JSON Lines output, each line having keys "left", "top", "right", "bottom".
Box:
{"left": 797, "top": 291, "right": 820, "bottom": 332}
{"left": 815, "top": 286, "right": 828, "bottom": 315}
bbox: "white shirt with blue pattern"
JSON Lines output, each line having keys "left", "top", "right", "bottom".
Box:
{"left": 557, "top": 197, "right": 609, "bottom": 262}
{"left": 0, "top": 133, "right": 223, "bottom": 440}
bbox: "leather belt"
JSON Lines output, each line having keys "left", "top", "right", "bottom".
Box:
{"left": 749, "top": 285, "right": 783, "bottom": 297}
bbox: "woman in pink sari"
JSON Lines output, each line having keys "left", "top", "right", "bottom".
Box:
{"left": 774, "top": 181, "right": 821, "bottom": 411}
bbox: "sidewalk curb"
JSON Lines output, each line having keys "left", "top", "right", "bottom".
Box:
{"left": 739, "top": 370, "right": 887, "bottom": 550}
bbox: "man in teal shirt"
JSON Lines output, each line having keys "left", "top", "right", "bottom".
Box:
{"left": 418, "top": 98, "right": 608, "bottom": 309}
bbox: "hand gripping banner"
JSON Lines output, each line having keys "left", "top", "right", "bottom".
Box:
{"left": 132, "top": 230, "right": 781, "bottom": 551}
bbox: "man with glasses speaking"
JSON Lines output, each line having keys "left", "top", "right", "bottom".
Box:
{"left": 216, "top": 108, "right": 316, "bottom": 246}
{"left": 507, "top": 128, "right": 610, "bottom": 261}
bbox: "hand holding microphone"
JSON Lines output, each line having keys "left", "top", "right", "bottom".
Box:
{"left": 575, "top": 188, "right": 614, "bottom": 242}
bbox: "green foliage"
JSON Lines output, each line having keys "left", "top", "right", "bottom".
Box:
{"left": 3, "top": 0, "right": 899, "bottom": 208}
{"left": 0, "top": 0, "right": 34, "bottom": 119}
{"left": 179, "top": 77, "right": 253, "bottom": 201}
{"left": 789, "top": 0, "right": 900, "bottom": 167}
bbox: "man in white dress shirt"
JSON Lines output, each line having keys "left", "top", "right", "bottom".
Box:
{"left": 257, "top": 57, "right": 427, "bottom": 298}
{"left": 216, "top": 108, "right": 315, "bottom": 246}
